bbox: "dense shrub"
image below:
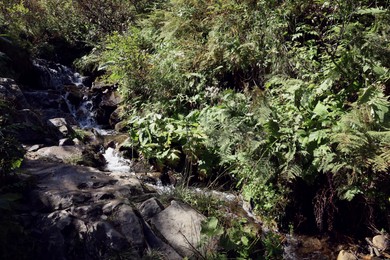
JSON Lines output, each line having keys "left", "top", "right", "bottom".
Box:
{"left": 92, "top": 0, "right": 390, "bottom": 233}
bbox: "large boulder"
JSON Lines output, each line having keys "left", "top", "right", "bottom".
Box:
{"left": 112, "top": 204, "right": 145, "bottom": 254}
{"left": 150, "top": 200, "right": 206, "bottom": 257}
{"left": 13, "top": 109, "right": 49, "bottom": 143}
{"left": 47, "top": 117, "right": 75, "bottom": 139}
{"left": 23, "top": 90, "right": 63, "bottom": 110}
{"left": 139, "top": 197, "right": 164, "bottom": 221}
{"left": 0, "top": 78, "right": 29, "bottom": 108}
{"left": 28, "top": 145, "right": 84, "bottom": 163}
{"left": 373, "top": 234, "right": 388, "bottom": 252}
{"left": 337, "top": 250, "right": 357, "bottom": 260}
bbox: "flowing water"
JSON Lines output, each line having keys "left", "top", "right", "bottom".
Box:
{"left": 33, "top": 58, "right": 97, "bottom": 128}
{"left": 102, "top": 147, "right": 132, "bottom": 173}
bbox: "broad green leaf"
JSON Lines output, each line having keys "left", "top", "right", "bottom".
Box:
{"left": 355, "top": 8, "right": 387, "bottom": 15}
{"left": 312, "top": 102, "right": 328, "bottom": 117}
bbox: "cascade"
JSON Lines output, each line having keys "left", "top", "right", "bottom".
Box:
{"left": 33, "top": 58, "right": 97, "bottom": 128}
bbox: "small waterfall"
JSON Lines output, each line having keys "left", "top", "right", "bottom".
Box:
{"left": 33, "top": 59, "right": 85, "bottom": 89}
{"left": 102, "top": 147, "right": 132, "bottom": 173}
{"left": 33, "top": 59, "right": 97, "bottom": 128}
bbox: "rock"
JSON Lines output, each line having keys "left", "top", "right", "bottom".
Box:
{"left": 28, "top": 144, "right": 42, "bottom": 152}
{"left": 101, "top": 90, "right": 121, "bottom": 108}
{"left": 373, "top": 235, "right": 388, "bottom": 251}
{"left": 150, "top": 200, "right": 206, "bottom": 257}
{"left": 59, "top": 138, "right": 74, "bottom": 146}
{"left": 63, "top": 85, "right": 85, "bottom": 108}
{"left": 103, "top": 133, "right": 129, "bottom": 149}
{"left": 109, "top": 106, "right": 124, "bottom": 128}
{"left": 91, "top": 81, "right": 114, "bottom": 92}
{"left": 23, "top": 90, "right": 62, "bottom": 110}
{"left": 29, "top": 145, "right": 84, "bottom": 163}
{"left": 88, "top": 221, "right": 130, "bottom": 254}
{"left": 48, "top": 117, "right": 74, "bottom": 138}
{"left": 0, "top": 37, "right": 40, "bottom": 86}
{"left": 114, "top": 120, "right": 129, "bottom": 132}
{"left": 142, "top": 220, "right": 182, "bottom": 260}
{"left": 13, "top": 109, "right": 48, "bottom": 143}
{"left": 46, "top": 210, "right": 74, "bottom": 230}
{"left": 139, "top": 197, "right": 164, "bottom": 221}
{"left": 72, "top": 138, "right": 82, "bottom": 145}
{"left": 298, "top": 237, "right": 323, "bottom": 254}
{"left": 113, "top": 204, "right": 145, "bottom": 253}
{"left": 337, "top": 250, "right": 357, "bottom": 260}
{"left": 102, "top": 200, "right": 125, "bottom": 215}
{"left": 0, "top": 78, "right": 29, "bottom": 108}
{"left": 95, "top": 222, "right": 129, "bottom": 250}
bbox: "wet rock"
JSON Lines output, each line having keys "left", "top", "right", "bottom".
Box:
{"left": 150, "top": 200, "right": 206, "bottom": 257}
{"left": 48, "top": 117, "right": 74, "bottom": 138}
{"left": 63, "top": 85, "right": 85, "bottom": 108}
{"left": 337, "top": 250, "right": 357, "bottom": 260}
{"left": 139, "top": 197, "right": 164, "bottom": 221}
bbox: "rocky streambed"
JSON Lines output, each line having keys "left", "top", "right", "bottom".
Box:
{"left": 1, "top": 59, "right": 388, "bottom": 259}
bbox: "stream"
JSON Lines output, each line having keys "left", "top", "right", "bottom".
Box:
{"left": 29, "top": 59, "right": 338, "bottom": 259}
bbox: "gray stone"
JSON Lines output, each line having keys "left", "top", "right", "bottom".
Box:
{"left": 337, "top": 250, "right": 357, "bottom": 260}
{"left": 142, "top": 220, "right": 182, "bottom": 260}
{"left": 114, "top": 204, "right": 144, "bottom": 253}
{"left": 102, "top": 200, "right": 124, "bottom": 215}
{"left": 48, "top": 117, "right": 74, "bottom": 138}
{"left": 72, "top": 138, "right": 82, "bottom": 145}
{"left": 30, "top": 145, "right": 84, "bottom": 163}
{"left": 28, "top": 144, "right": 42, "bottom": 152}
{"left": 109, "top": 106, "right": 124, "bottom": 128}
{"left": 47, "top": 210, "right": 73, "bottom": 230}
{"left": 59, "top": 138, "right": 74, "bottom": 146}
{"left": 139, "top": 197, "right": 164, "bottom": 221}
{"left": 150, "top": 200, "right": 206, "bottom": 257}
{"left": 90, "top": 221, "right": 130, "bottom": 251}
{"left": 373, "top": 234, "right": 388, "bottom": 251}
{"left": 0, "top": 78, "right": 29, "bottom": 108}
{"left": 14, "top": 109, "right": 47, "bottom": 143}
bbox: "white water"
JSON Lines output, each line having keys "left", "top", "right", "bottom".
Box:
{"left": 33, "top": 58, "right": 97, "bottom": 128}
{"left": 102, "top": 147, "right": 132, "bottom": 173}
{"left": 33, "top": 59, "right": 86, "bottom": 89}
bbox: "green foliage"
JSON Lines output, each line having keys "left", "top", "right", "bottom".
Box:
{"left": 0, "top": 0, "right": 160, "bottom": 58}
{"left": 0, "top": 99, "right": 24, "bottom": 178}
{"left": 261, "top": 232, "right": 284, "bottom": 260}
{"left": 201, "top": 217, "right": 256, "bottom": 259}
{"left": 96, "top": 0, "right": 389, "bottom": 227}
{"left": 128, "top": 106, "right": 205, "bottom": 168}
{"left": 78, "top": 0, "right": 390, "bottom": 233}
